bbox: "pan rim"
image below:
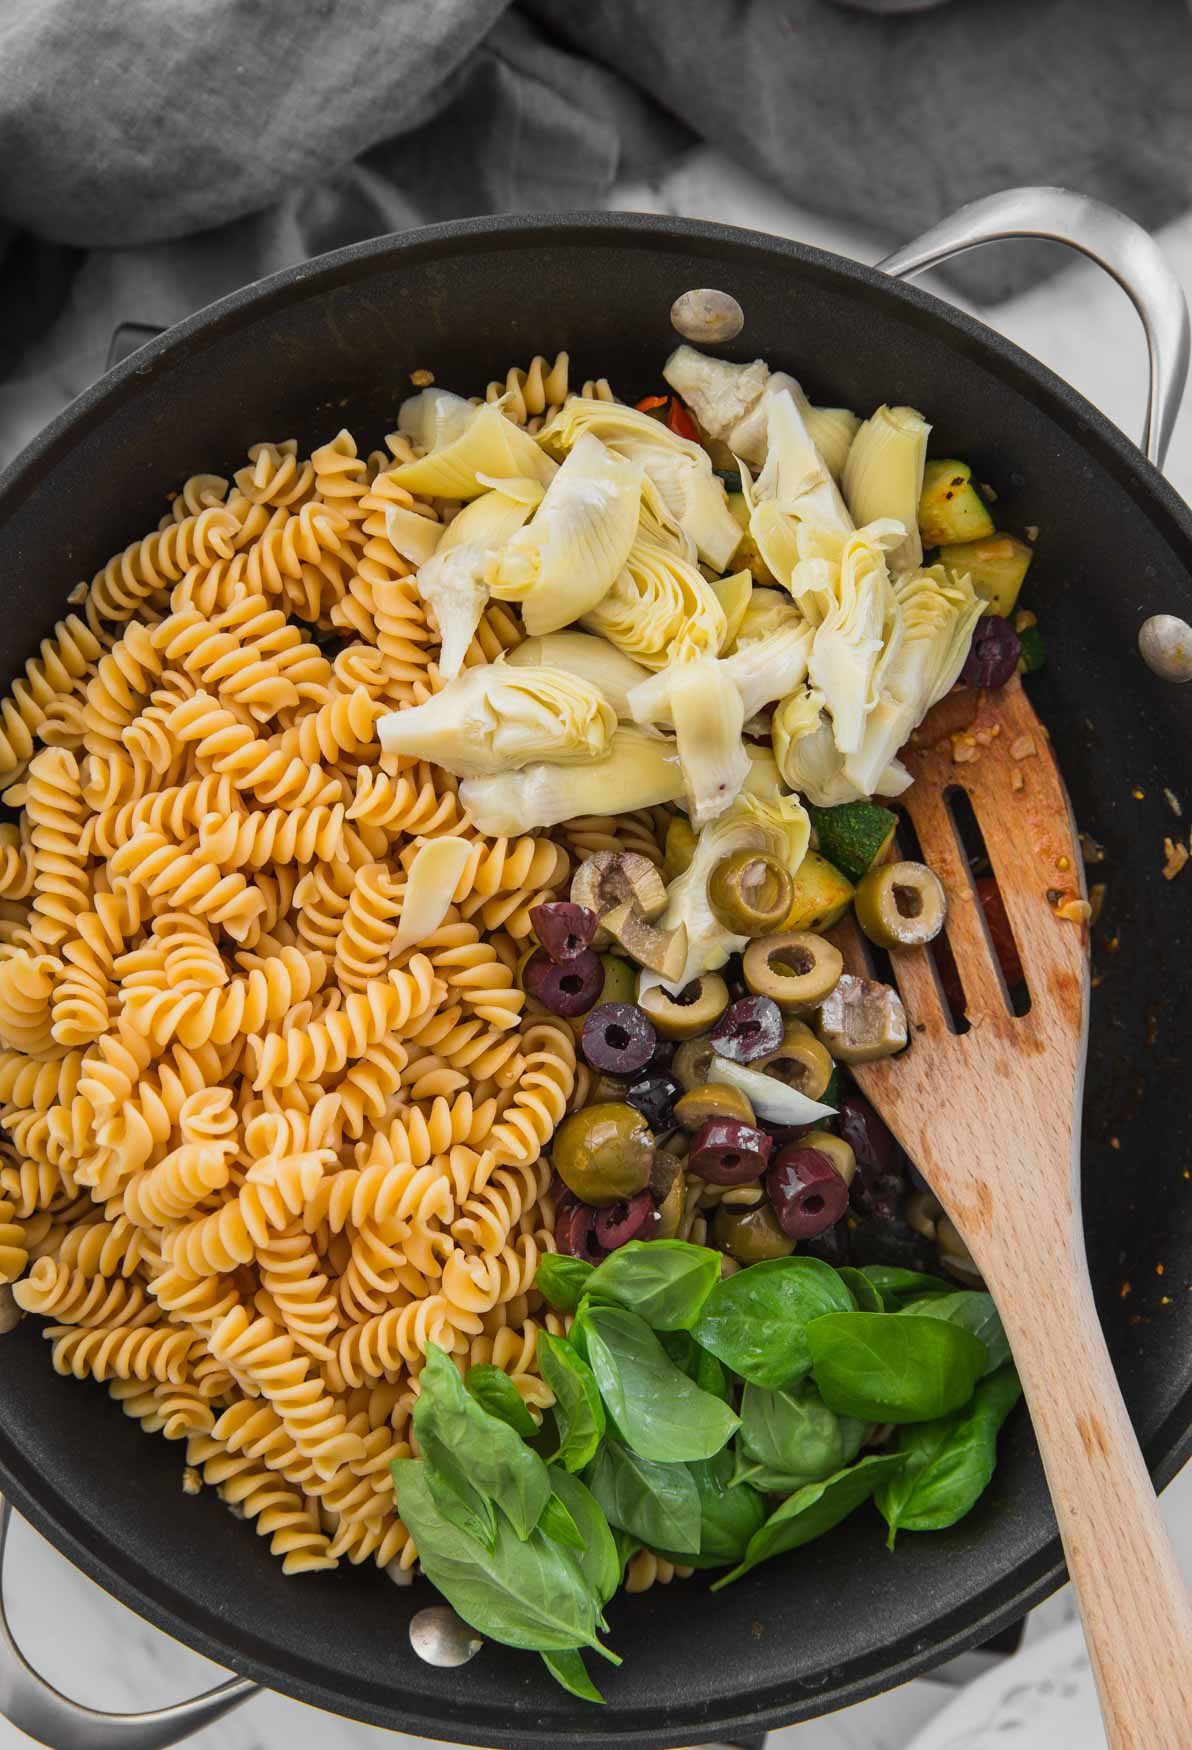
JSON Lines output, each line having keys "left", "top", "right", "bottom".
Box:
{"left": 1, "top": 207, "right": 1190, "bottom": 1746}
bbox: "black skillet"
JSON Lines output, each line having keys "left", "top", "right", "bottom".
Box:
{"left": 0, "top": 187, "right": 1189, "bottom": 1750}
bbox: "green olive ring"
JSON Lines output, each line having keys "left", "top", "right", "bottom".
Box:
{"left": 673, "top": 1081, "right": 757, "bottom": 1131}
{"left": 712, "top": 1202, "right": 794, "bottom": 1263}
{"left": 854, "top": 860, "right": 947, "bottom": 950}
{"left": 743, "top": 931, "right": 844, "bottom": 1013}
{"left": 751, "top": 1018, "right": 835, "bottom": 1102}
{"left": 708, "top": 848, "right": 795, "bottom": 937}
{"left": 638, "top": 973, "right": 729, "bottom": 1041}
{"left": 671, "top": 1033, "right": 718, "bottom": 1092}
{"left": 552, "top": 1101, "right": 654, "bottom": 1206}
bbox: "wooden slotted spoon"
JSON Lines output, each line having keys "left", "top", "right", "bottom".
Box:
{"left": 832, "top": 675, "right": 1192, "bottom": 1749}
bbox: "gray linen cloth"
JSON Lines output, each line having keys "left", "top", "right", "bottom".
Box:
{"left": 2, "top": 0, "right": 1191, "bottom": 467}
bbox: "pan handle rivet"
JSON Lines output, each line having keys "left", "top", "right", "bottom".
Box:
{"left": 1139, "top": 613, "right": 1192, "bottom": 682}
{"left": 670, "top": 288, "right": 744, "bottom": 344}
{"left": 409, "top": 1605, "right": 484, "bottom": 1667}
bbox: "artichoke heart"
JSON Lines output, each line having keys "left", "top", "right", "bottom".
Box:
{"left": 378, "top": 662, "right": 615, "bottom": 777}
{"left": 539, "top": 396, "right": 740, "bottom": 569}
{"left": 657, "top": 791, "right": 810, "bottom": 993}
{"left": 397, "top": 388, "right": 477, "bottom": 452}
{"left": 842, "top": 562, "right": 983, "bottom": 796}
{"left": 629, "top": 619, "right": 812, "bottom": 742}
{"left": 805, "top": 522, "right": 899, "bottom": 756}
{"left": 485, "top": 434, "right": 642, "bottom": 635}
{"left": 413, "top": 482, "right": 545, "bottom": 679}
{"left": 842, "top": 404, "right": 930, "bottom": 575}
{"left": 581, "top": 535, "right": 727, "bottom": 670}
{"left": 384, "top": 504, "right": 443, "bottom": 569}
{"left": 507, "top": 632, "right": 651, "bottom": 721}
{"left": 459, "top": 728, "right": 683, "bottom": 835}
{"left": 664, "top": 349, "right": 859, "bottom": 481}
{"left": 752, "top": 389, "right": 854, "bottom": 535}
{"left": 772, "top": 687, "right": 865, "bottom": 808}
{"left": 667, "top": 655, "right": 749, "bottom": 827}
{"left": 390, "top": 402, "right": 557, "bottom": 501}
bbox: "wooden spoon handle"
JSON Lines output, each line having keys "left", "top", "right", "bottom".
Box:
{"left": 987, "top": 1230, "right": 1192, "bottom": 1748}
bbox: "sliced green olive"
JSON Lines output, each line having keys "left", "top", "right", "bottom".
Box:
{"left": 652, "top": 1167, "right": 687, "bottom": 1239}
{"left": 671, "top": 1034, "right": 717, "bottom": 1092}
{"left": 815, "top": 974, "right": 908, "bottom": 1064}
{"left": 552, "top": 1101, "right": 654, "bottom": 1206}
{"left": 798, "top": 1128, "right": 856, "bottom": 1187}
{"left": 595, "top": 954, "right": 637, "bottom": 1006}
{"left": 674, "top": 1081, "right": 756, "bottom": 1131}
{"left": 854, "top": 860, "right": 947, "bottom": 950}
{"left": 752, "top": 1018, "right": 835, "bottom": 1102}
{"left": 713, "top": 1202, "right": 795, "bottom": 1263}
{"left": 743, "top": 931, "right": 843, "bottom": 1013}
{"left": 602, "top": 902, "right": 687, "bottom": 980}
{"left": 937, "top": 1215, "right": 985, "bottom": 1287}
{"left": 588, "top": 1072, "right": 631, "bottom": 1105}
{"left": 708, "top": 849, "right": 794, "bottom": 937}
{"left": 638, "top": 973, "right": 729, "bottom": 1041}
{"left": 571, "top": 850, "right": 667, "bottom": 947}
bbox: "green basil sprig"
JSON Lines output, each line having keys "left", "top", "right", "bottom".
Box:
{"left": 858, "top": 1265, "right": 954, "bottom": 1310}
{"left": 713, "top": 1452, "right": 907, "bottom": 1588}
{"left": 656, "top": 1447, "right": 767, "bottom": 1569}
{"left": 466, "top": 1364, "right": 539, "bottom": 1438}
{"left": 415, "top": 1345, "right": 550, "bottom": 1540}
{"left": 585, "top": 1440, "right": 702, "bottom": 1554}
{"left": 692, "top": 1256, "right": 855, "bottom": 1389}
{"left": 876, "top": 1366, "right": 1022, "bottom": 1543}
{"left": 583, "top": 1305, "right": 739, "bottom": 1462}
{"left": 585, "top": 1239, "right": 722, "bottom": 1331}
{"left": 537, "top": 1331, "right": 605, "bottom": 1473}
{"left": 807, "top": 1312, "right": 988, "bottom": 1423}
{"left": 837, "top": 1267, "right": 884, "bottom": 1313}
{"left": 898, "top": 1291, "right": 1011, "bottom": 1377}
{"left": 734, "top": 1379, "right": 865, "bottom": 1492}
{"left": 536, "top": 1254, "right": 594, "bottom": 1313}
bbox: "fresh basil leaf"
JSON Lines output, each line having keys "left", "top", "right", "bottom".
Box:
{"left": 898, "top": 1292, "right": 1010, "bottom": 1377}
{"left": 732, "top": 1455, "right": 827, "bottom": 1494}
{"left": 425, "top": 1456, "right": 497, "bottom": 1550}
{"left": 692, "top": 1257, "right": 855, "bottom": 1389}
{"left": 737, "top": 1379, "right": 865, "bottom": 1487}
{"left": 858, "top": 1265, "right": 954, "bottom": 1310}
{"left": 658, "top": 1328, "right": 698, "bottom": 1374}
{"left": 537, "top": 1254, "right": 594, "bottom": 1314}
{"left": 613, "top": 1527, "right": 641, "bottom": 1577}
{"left": 656, "top": 1447, "right": 767, "bottom": 1569}
{"left": 540, "top": 1491, "right": 585, "bottom": 1550}
{"left": 808, "top": 1312, "right": 987, "bottom": 1423}
{"left": 877, "top": 1366, "right": 1022, "bottom": 1543}
{"left": 712, "top": 1452, "right": 907, "bottom": 1588}
{"left": 548, "top": 1469, "right": 621, "bottom": 1606}
{"left": 466, "top": 1364, "right": 539, "bottom": 1438}
{"left": 537, "top": 1331, "right": 606, "bottom": 1473}
{"left": 694, "top": 1347, "right": 731, "bottom": 1404}
{"left": 586, "top": 1239, "right": 721, "bottom": 1331}
{"left": 585, "top": 1441, "right": 702, "bottom": 1555}
{"left": 414, "top": 1345, "right": 551, "bottom": 1539}
{"left": 568, "top": 1302, "right": 594, "bottom": 1364}
{"left": 542, "top": 1649, "right": 605, "bottom": 1704}
{"left": 392, "top": 1460, "right": 610, "bottom": 1655}
{"left": 584, "top": 1305, "right": 739, "bottom": 1462}
{"left": 837, "top": 1267, "right": 884, "bottom": 1314}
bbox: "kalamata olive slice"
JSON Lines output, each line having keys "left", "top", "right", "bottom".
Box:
{"left": 523, "top": 947, "right": 605, "bottom": 1017}
{"left": 624, "top": 1071, "right": 681, "bottom": 1133}
{"left": 961, "top": 614, "right": 1022, "bottom": 689}
{"left": 710, "top": 995, "right": 784, "bottom": 1063}
{"left": 688, "top": 1116, "right": 773, "bottom": 1185}
{"left": 554, "top": 1199, "right": 604, "bottom": 1261}
{"left": 581, "top": 1002, "right": 657, "bottom": 1075}
{"left": 594, "top": 1190, "right": 656, "bottom": 1250}
{"left": 530, "top": 901, "right": 598, "bottom": 962}
{"left": 767, "top": 1147, "right": 849, "bottom": 1238}
{"left": 837, "top": 1091, "right": 900, "bottom": 1180}
{"left": 798, "top": 1221, "right": 851, "bottom": 1268}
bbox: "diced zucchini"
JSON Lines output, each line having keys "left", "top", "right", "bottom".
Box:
{"left": 709, "top": 568, "right": 753, "bottom": 651}
{"left": 919, "top": 460, "right": 996, "bottom": 549}
{"left": 727, "top": 492, "right": 775, "bottom": 584}
{"left": 663, "top": 815, "right": 699, "bottom": 882}
{"left": 940, "top": 532, "right": 1034, "bottom": 618}
{"left": 807, "top": 801, "right": 898, "bottom": 884}
{"left": 781, "top": 851, "right": 855, "bottom": 932}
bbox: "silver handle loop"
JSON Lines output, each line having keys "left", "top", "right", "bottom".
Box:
{"left": 0, "top": 1497, "right": 256, "bottom": 1750}
{"left": 877, "top": 185, "right": 1191, "bottom": 469}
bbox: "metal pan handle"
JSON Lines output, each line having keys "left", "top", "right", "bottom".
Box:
{"left": 0, "top": 1497, "right": 256, "bottom": 1750}
{"left": 877, "top": 184, "right": 1191, "bottom": 469}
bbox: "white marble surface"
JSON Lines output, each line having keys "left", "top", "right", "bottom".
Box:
{"left": 3, "top": 146, "right": 1192, "bottom": 1750}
